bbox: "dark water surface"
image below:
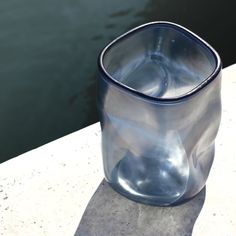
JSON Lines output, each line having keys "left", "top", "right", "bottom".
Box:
{"left": 0, "top": 0, "right": 235, "bottom": 162}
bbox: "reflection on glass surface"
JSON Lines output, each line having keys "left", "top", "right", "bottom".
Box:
{"left": 98, "top": 22, "right": 221, "bottom": 205}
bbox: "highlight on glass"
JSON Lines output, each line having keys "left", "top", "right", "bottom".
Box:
{"left": 97, "top": 22, "right": 222, "bottom": 206}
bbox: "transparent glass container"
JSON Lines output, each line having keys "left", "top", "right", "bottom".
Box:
{"left": 97, "top": 22, "right": 221, "bottom": 206}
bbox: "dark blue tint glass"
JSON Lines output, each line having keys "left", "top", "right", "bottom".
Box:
{"left": 98, "top": 22, "right": 221, "bottom": 206}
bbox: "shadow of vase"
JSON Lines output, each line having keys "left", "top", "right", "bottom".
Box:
{"left": 75, "top": 179, "right": 205, "bottom": 236}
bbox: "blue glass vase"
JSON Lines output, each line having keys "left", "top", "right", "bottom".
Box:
{"left": 97, "top": 22, "right": 221, "bottom": 206}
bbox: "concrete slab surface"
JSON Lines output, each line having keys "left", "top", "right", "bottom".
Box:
{"left": 1, "top": 64, "right": 236, "bottom": 236}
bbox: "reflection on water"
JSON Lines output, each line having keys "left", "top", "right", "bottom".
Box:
{"left": 0, "top": 0, "right": 235, "bottom": 162}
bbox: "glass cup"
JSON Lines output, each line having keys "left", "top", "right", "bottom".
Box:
{"left": 97, "top": 21, "right": 221, "bottom": 206}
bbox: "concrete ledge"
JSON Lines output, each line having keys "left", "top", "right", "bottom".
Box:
{"left": 76, "top": 180, "right": 206, "bottom": 236}
{"left": 0, "top": 123, "right": 103, "bottom": 236}
{"left": 193, "top": 64, "right": 236, "bottom": 236}
{"left": 1, "top": 64, "right": 236, "bottom": 235}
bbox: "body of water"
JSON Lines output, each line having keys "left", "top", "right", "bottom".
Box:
{"left": 0, "top": 0, "right": 235, "bottom": 162}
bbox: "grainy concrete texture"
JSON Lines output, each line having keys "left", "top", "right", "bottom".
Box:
{"left": 76, "top": 180, "right": 205, "bottom": 236}
{"left": 1, "top": 65, "right": 236, "bottom": 236}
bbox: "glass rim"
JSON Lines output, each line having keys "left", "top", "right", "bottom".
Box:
{"left": 98, "top": 21, "right": 222, "bottom": 102}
